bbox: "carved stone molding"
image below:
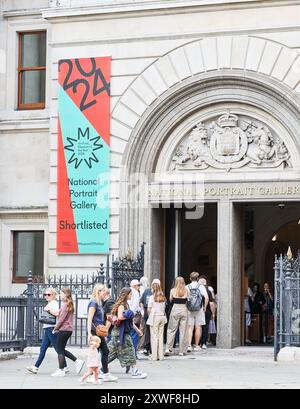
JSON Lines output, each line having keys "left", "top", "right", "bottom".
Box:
{"left": 170, "top": 112, "right": 291, "bottom": 172}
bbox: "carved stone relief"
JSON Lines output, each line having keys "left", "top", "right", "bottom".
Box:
{"left": 170, "top": 112, "right": 291, "bottom": 172}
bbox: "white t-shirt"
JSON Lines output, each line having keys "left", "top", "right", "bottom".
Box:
{"left": 148, "top": 295, "right": 166, "bottom": 315}
{"left": 128, "top": 288, "right": 141, "bottom": 314}
{"left": 43, "top": 299, "right": 59, "bottom": 328}
{"left": 186, "top": 282, "right": 208, "bottom": 298}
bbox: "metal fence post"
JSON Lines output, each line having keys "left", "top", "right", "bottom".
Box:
{"left": 279, "top": 255, "right": 284, "bottom": 352}
{"left": 26, "top": 271, "right": 34, "bottom": 347}
{"left": 17, "top": 299, "right": 26, "bottom": 350}
{"left": 284, "top": 259, "right": 293, "bottom": 347}
{"left": 140, "top": 242, "right": 145, "bottom": 275}
{"left": 274, "top": 254, "right": 279, "bottom": 361}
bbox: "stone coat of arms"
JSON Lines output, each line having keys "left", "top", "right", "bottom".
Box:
{"left": 170, "top": 112, "right": 291, "bottom": 172}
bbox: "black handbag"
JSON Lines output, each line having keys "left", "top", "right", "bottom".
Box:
{"left": 39, "top": 310, "right": 56, "bottom": 325}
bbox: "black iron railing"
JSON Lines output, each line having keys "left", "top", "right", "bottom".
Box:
{"left": 274, "top": 251, "right": 300, "bottom": 360}
{"left": 0, "top": 243, "right": 145, "bottom": 351}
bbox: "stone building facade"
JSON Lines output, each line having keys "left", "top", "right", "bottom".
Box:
{"left": 1, "top": 0, "right": 300, "bottom": 347}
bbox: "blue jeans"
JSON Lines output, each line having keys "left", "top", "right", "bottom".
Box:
{"left": 130, "top": 328, "right": 139, "bottom": 352}
{"left": 35, "top": 327, "right": 67, "bottom": 368}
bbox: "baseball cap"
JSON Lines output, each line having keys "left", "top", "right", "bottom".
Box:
{"left": 151, "top": 278, "right": 161, "bottom": 285}
{"left": 130, "top": 279, "right": 140, "bottom": 286}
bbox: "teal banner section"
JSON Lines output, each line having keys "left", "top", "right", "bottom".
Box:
{"left": 58, "top": 85, "right": 109, "bottom": 253}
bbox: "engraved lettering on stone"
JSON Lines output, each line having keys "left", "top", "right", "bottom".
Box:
{"left": 170, "top": 112, "right": 291, "bottom": 172}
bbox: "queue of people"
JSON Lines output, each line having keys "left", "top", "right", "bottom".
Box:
{"left": 25, "top": 272, "right": 217, "bottom": 384}
{"left": 244, "top": 281, "right": 274, "bottom": 344}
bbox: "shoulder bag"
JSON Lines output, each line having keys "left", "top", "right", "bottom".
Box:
{"left": 92, "top": 322, "right": 108, "bottom": 338}
{"left": 39, "top": 310, "right": 56, "bottom": 325}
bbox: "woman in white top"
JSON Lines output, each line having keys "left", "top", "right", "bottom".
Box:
{"left": 26, "top": 287, "right": 68, "bottom": 374}
{"left": 147, "top": 279, "right": 167, "bottom": 361}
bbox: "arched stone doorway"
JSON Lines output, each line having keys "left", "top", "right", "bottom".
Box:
{"left": 112, "top": 35, "right": 300, "bottom": 348}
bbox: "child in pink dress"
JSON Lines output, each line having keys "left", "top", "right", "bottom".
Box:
{"left": 79, "top": 336, "right": 102, "bottom": 385}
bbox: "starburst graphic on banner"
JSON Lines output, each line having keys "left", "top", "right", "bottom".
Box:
{"left": 64, "top": 127, "right": 103, "bottom": 169}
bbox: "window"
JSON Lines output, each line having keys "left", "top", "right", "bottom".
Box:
{"left": 18, "top": 31, "right": 46, "bottom": 110}
{"left": 13, "top": 231, "right": 44, "bottom": 283}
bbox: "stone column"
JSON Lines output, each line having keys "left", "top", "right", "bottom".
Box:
{"left": 217, "top": 200, "right": 242, "bottom": 348}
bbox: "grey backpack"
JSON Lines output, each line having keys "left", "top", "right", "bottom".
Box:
{"left": 187, "top": 284, "right": 203, "bottom": 312}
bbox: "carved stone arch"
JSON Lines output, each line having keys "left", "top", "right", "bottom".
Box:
{"left": 112, "top": 34, "right": 300, "bottom": 142}
{"left": 113, "top": 35, "right": 300, "bottom": 274}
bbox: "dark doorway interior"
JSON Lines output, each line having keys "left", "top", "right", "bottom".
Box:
{"left": 164, "top": 203, "right": 217, "bottom": 297}
{"left": 244, "top": 202, "right": 300, "bottom": 290}
{"left": 243, "top": 202, "right": 300, "bottom": 345}
{"left": 181, "top": 203, "right": 217, "bottom": 290}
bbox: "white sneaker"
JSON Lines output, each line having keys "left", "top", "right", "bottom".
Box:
{"left": 164, "top": 349, "right": 171, "bottom": 356}
{"left": 194, "top": 346, "right": 201, "bottom": 352}
{"left": 178, "top": 352, "right": 184, "bottom": 356}
{"left": 51, "top": 369, "right": 65, "bottom": 377}
{"left": 75, "top": 359, "right": 84, "bottom": 374}
{"left": 63, "top": 367, "right": 70, "bottom": 373}
{"left": 187, "top": 346, "right": 192, "bottom": 352}
{"left": 102, "top": 373, "right": 118, "bottom": 382}
{"left": 132, "top": 369, "right": 147, "bottom": 379}
{"left": 26, "top": 366, "right": 38, "bottom": 374}
{"left": 201, "top": 344, "right": 207, "bottom": 350}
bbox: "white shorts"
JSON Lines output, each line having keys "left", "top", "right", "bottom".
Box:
{"left": 245, "top": 313, "right": 251, "bottom": 327}
{"left": 188, "top": 309, "right": 206, "bottom": 327}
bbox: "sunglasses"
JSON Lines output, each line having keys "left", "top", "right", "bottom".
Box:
{"left": 43, "top": 293, "right": 52, "bottom": 297}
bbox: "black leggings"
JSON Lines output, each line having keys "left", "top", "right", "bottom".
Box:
{"left": 201, "top": 311, "right": 212, "bottom": 346}
{"left": 92, "top": 331, "right": 109, "bottom": 374}
{"left": 56, "top": 331, "right": 77, "bottom": 369}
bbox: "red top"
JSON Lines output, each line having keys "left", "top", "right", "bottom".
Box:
{"left": 54, "top": 302, "right": 73, "bottom": 332}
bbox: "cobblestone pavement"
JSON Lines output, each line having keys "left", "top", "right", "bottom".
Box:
{"left": 0, "top": 346, "right": 300, "bottom": 389}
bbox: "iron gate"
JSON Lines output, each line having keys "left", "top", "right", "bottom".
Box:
{"left": 0, "top": 297, "right": 26, "bottom": 351}
{"left": 274, "top": 251, "right": 300, "bottom": 360}
{"left": 0, "top": 243, "right": 145, "bottom": 350}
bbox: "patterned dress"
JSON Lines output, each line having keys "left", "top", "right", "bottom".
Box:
{"left": 107, "top": 308, "right": 136, "bottom": 368}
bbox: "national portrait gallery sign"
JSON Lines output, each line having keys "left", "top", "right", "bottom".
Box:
{"left": 148, "top": 181, "right": 300, "bottom": 203}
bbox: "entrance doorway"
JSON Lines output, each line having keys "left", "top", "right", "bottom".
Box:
{"left": 160, "top": 200, "right": 300, "bottom": 347}
{"left": 242, "top": 202, "right": 300, "bottom": 345}
{"left": 163, "top": 203, "right": 217, "bottom": 297}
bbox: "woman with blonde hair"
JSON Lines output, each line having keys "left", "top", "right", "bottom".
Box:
{"left": 165, "top": 277, "right": 189, "bottom": 356}
{"left": 51, "top": 288, "right": 84, "bottom": 377}
{"left": 87, "top": 283, "right": 118, "bottom": 382}
{"left": 26, "top": 287, "right": 68, "bottom": 374}
{"left": 147, "top": 279, "right": 167, "bottom": 361}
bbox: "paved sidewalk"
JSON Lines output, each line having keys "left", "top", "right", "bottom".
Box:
{"left": 1, "top": 346, "right": 300, "bottom": 389}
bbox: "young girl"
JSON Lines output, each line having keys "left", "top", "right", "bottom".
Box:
{"left": 108, "top": 287, "right": 147, "bottom": 379}
{"left": 51, "top": 288, "right": 84, "bottom": 377}
{"left": 79, "top": 336, "right": 102, "bottom": 385}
